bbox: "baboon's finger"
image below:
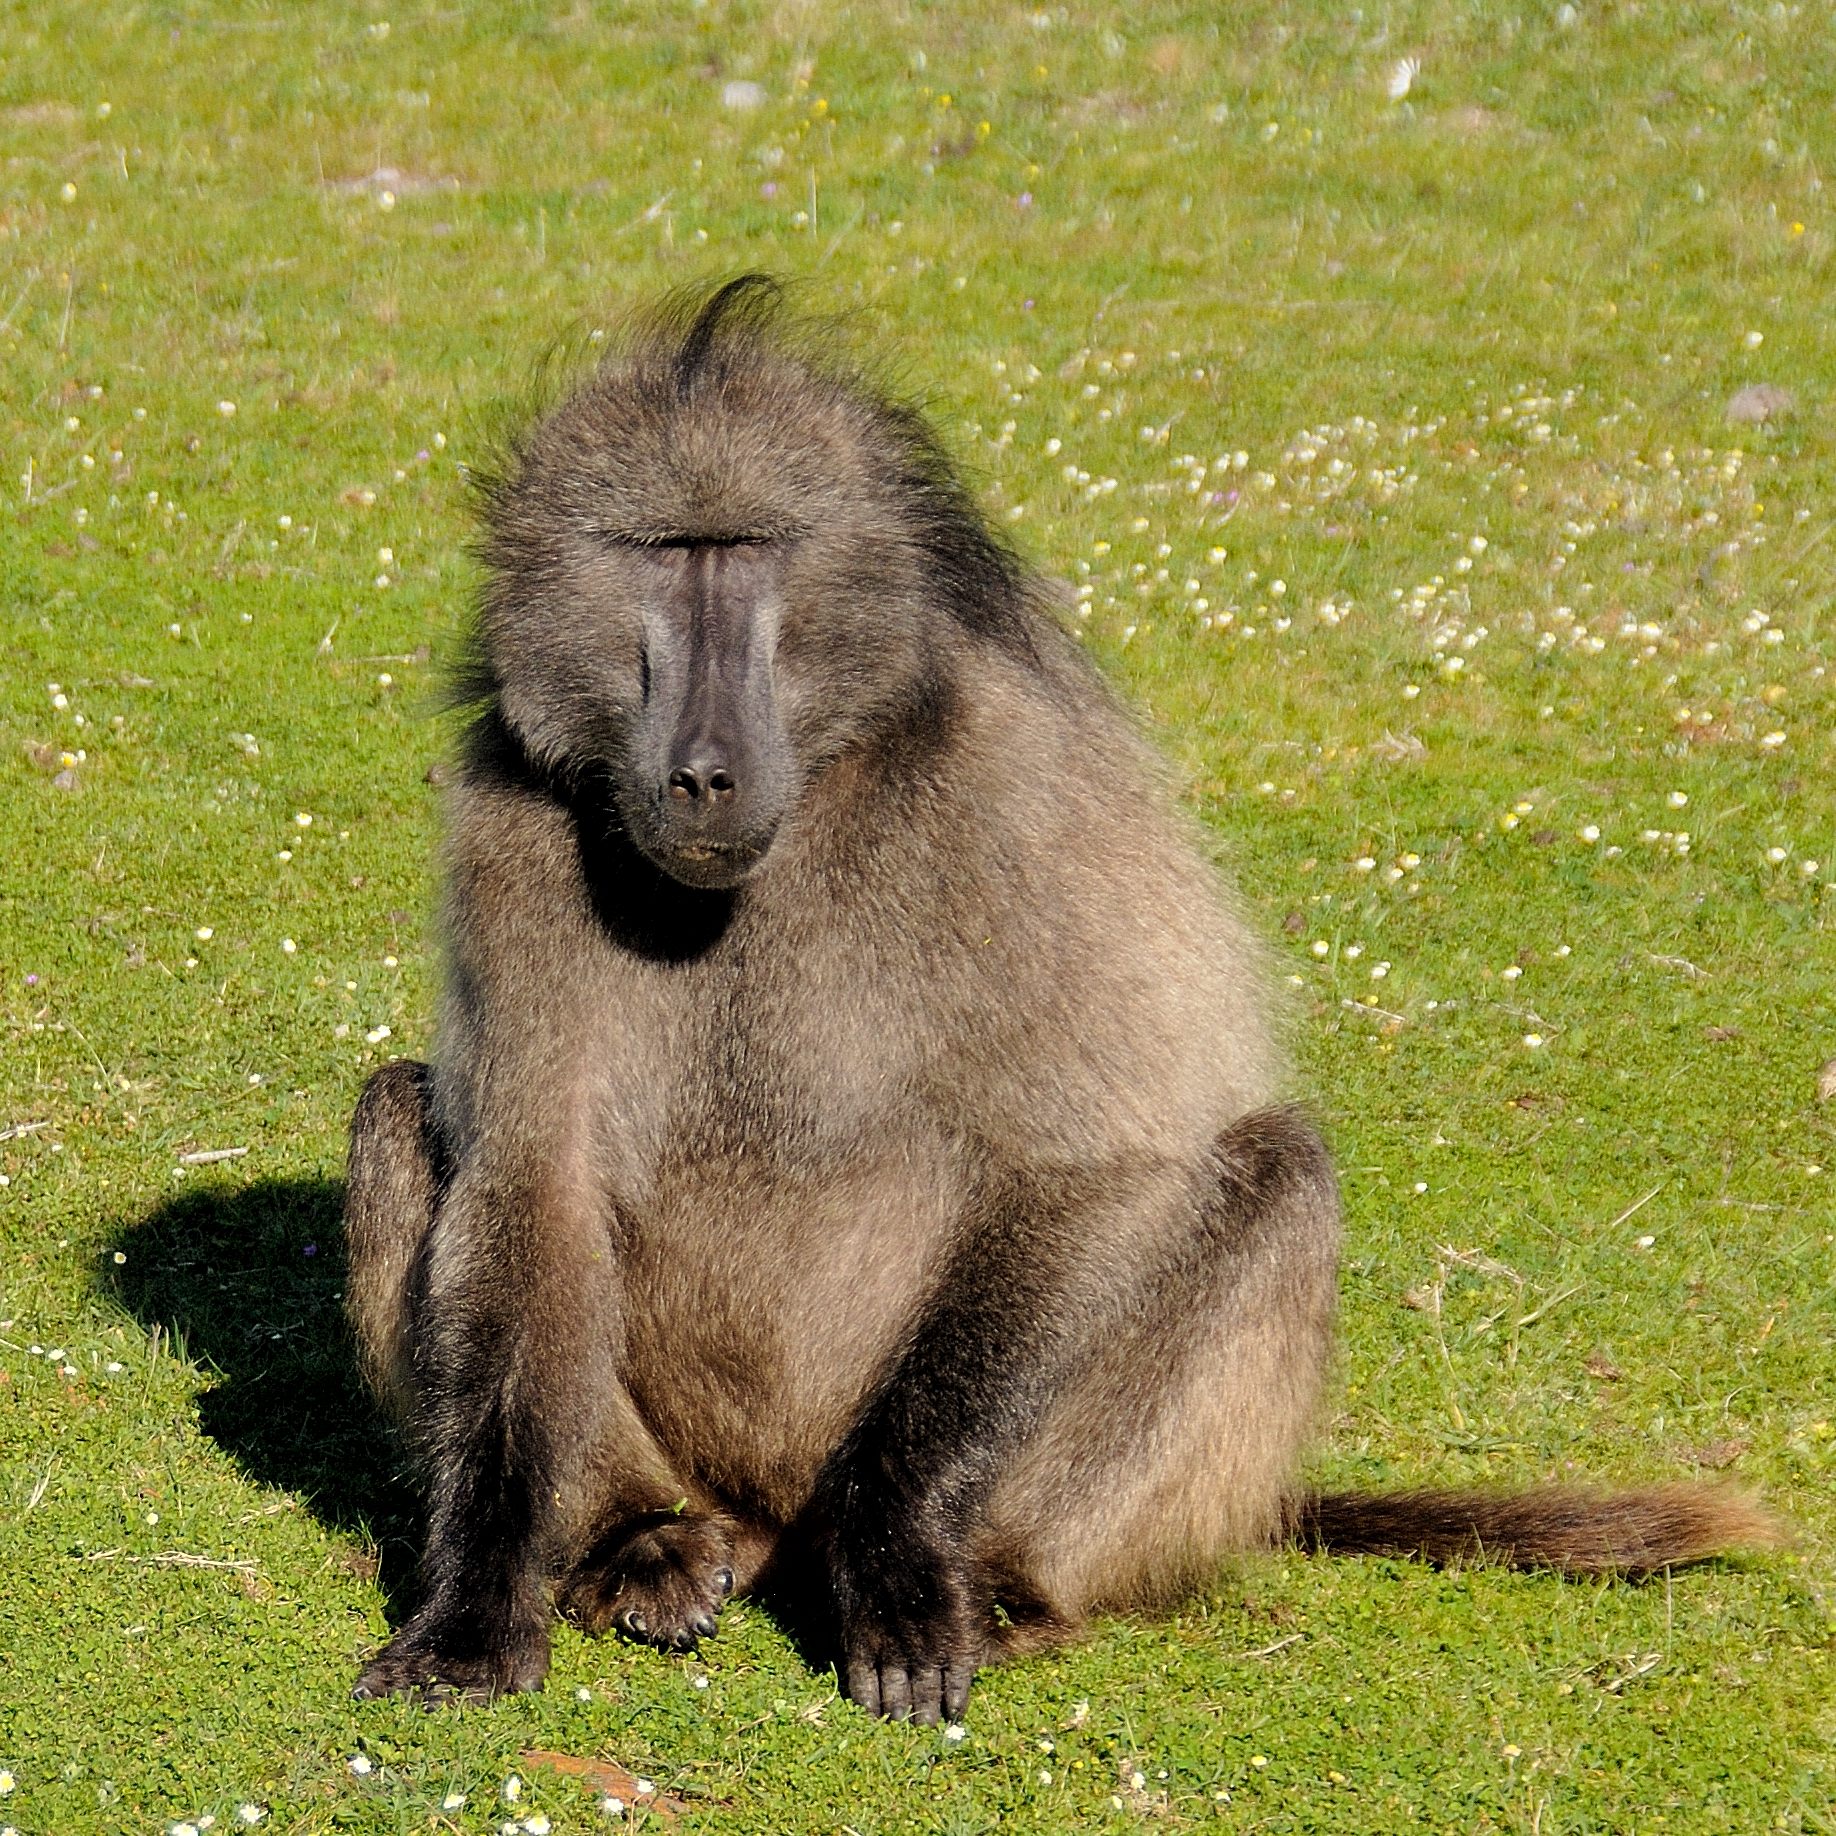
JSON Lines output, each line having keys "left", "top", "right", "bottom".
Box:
{"left": 943, "top": 1662, "right": 973, "bottom": 1721}
{"left": 878, "top": 1662, "right": 913, "bottom": 1721}
{"left": 909, "top": 1663, "right": 944, "bottom": 1726}
{"left": 845, "top": 1654, "right": 881, "bottom": 1718}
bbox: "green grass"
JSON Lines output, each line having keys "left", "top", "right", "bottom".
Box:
{"left": 3, "top": 2, "right": 1833, "bottom": 1830}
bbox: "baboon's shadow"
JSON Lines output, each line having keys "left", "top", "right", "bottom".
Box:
{"left": 110, "top": 1176, "right": 421, "bottom": 1615}
{"left": 108, "top": 1176, "right": 836, "bottom": 1664}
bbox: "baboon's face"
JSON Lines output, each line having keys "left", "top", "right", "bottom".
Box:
{"left": 603, "top": 535, "right": 794, "bottom": 890}
{"left": 483, "top": 371, "right": 942, "bottom": 890}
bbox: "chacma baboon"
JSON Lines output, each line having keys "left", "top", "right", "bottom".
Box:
{"left": 345, "top": 277, "right": 1777, "bottom": 1718}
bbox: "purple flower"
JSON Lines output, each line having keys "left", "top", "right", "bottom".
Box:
{"left": 24, "top": 973, "right": 38, "bottom": 986}
{"left": 303, "top": 1242, "right": 319, "bottom": 1258}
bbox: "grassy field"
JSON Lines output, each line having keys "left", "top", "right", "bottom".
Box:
{"left": 3, "top": 2, "right": 1833, "bottom": 1830}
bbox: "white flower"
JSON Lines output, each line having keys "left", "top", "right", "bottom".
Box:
{"left": 218, "top": 400, "right": 237, "bottom": 417}
{"left": 366, "top": 1024, "right": 392, "bottom": 1045}
{"left": 1667, "top": 790, "right": 1689, "bottom": 808}
{"left": 600, "top": 1800, "right": 625, "bottom": 1818}
{"left": 1523, "top": 1033, "right": 1545, "bottom": 1048}
{"left": 441, "top": 1794, "right": 466, "bottom": 1811}
{"left": 348, "top": 1755, "right": 373, "bottom": 1777}
{"left": 502, "top": 1776, "right": 522, "bottom": 1804}
{"left": 235, "top": 1808, "right": 266, "bottom": 1827}
{"left": 525, "top": 1817, "right": 551, "bottom": 1835}
{"left": 1387, "top": 56, "right": 1420, "bottom": 100}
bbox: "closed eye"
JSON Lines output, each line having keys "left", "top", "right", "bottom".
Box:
{"left": 596, "top": 529, "right": 795, "bottom": 552}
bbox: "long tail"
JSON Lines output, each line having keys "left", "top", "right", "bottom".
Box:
{"left": 1293, "top": 1484, "right": 1784, "bottom": 1575}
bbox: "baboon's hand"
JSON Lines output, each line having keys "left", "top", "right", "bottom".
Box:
{"left": 831, "top": 1534, "right": 986, "bottom": 1725}
{"left": 352, "top": 1597, "right": 550, "bottom": 1704}
{"left": 558, "top": 1511, "right": 736, "bottom": 1651}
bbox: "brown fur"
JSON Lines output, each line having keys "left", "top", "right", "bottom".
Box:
{"left": 342, "top": 279, "right": 1778, "bottom": 1718}
{"left": 1296, "top": 1485, "right": 1785, "bottom": 1575}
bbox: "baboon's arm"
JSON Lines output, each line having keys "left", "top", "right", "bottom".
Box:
{"left": 353, "top": 1147, "right": 628, "bottom": 1699}
{"left": 812, "top": 1160, "right": 1181, "bottom": 1723}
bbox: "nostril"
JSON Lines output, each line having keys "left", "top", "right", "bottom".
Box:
{"left": 707, "top": 769, "right": 736, "bottom": 802}
{"left": 668, "top": 766, "right": 702, "bottom": 802}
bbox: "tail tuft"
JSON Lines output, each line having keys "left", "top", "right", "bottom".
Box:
{"left": 1294, "top": 1483, "right": 1784, "bottom": 1575}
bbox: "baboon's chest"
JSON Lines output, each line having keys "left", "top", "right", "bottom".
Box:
{"left": 616, "top": 1121, "right": 962, "bottom": 1514}
{"left": 587, "top": 946, "right": 960, "bottom": 1508}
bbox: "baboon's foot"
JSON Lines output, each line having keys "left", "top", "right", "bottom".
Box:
{"left": 353, "top": 1599, "right": 550, "bottom": 1704}
{"left": 558, "top": 1511, "right": 736, "bottom": 1652}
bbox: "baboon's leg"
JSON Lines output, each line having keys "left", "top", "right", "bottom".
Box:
{"left": 982, "top": 1105, "right": 1341, "bottom": 1628}
{"left": 344, "top": 1060, "right": 442, "bottom": 1422}
{"left": 813, "top": 1105, "right": 1338, "bottom": 1723}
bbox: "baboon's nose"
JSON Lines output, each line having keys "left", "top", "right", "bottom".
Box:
{"left": 666, "top": 756, "right": 738, "bottom": 804}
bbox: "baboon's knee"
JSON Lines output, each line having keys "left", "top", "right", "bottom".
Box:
{"left": 1212, "top": 1105, "right": 1341, "bottom": 1269}
{"left": 344, "top": 1059, "right": 441, "bottom": 1420}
